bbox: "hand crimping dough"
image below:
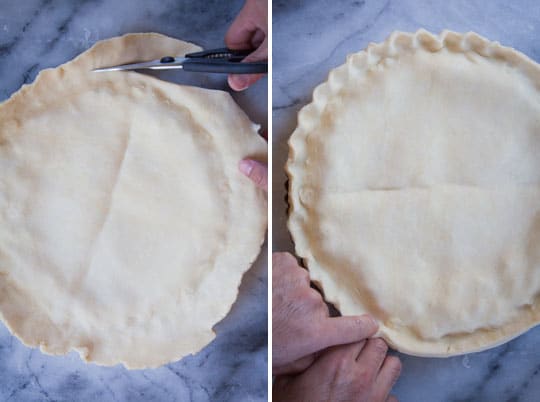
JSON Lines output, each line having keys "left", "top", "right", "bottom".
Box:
{"left": 0, "top": 33, "right": 267, "bottom": 368}
{"left": 287, "top": 30, "right": 540, "bottom": 357}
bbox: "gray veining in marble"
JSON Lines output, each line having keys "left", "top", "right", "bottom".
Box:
{"left": 273, "top": 1, "right": 540, "bottom": 401}
{"left": 0, "top": 1, "right": 267, "bottom": 401}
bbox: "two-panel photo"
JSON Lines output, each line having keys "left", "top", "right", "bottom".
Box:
{"left": 0, "top": 1, "right": 539, "bottom": 401}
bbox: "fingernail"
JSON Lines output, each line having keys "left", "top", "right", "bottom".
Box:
{"left": 230, "top": 75, "right": 249, "bottom": 91}
{"left": 239, "top": 159, "right": 253, "bottom": 176}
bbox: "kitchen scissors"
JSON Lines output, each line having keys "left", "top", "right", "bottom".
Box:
{"left": 93, "top": 48, "right": 267, "bottom": 74}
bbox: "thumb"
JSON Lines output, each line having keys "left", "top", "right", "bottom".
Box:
{"left": 228, "top": 72, "right": 265, "bottom": 91}
{"left": 316, "top": 314, "right": 379, "bottom": 351}
{"left": 228, "top": 38, "right": 268, "bottom": 91}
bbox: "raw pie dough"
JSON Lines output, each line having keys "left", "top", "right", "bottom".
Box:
{"left": 287, "top": 30, "right": 540, "bottom": 357}
{"left": 0, "top": 33, "right": 267, "bottom": 368}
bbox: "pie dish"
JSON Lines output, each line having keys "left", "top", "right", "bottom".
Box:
{"left": 287, "top": 30, "right": 540, "bottom": 356}
{"left": 0, "top": 33, "right": 267, "bottom": 368}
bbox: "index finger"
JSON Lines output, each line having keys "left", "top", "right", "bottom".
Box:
{"left": 316, "top": 314, "right": 379, "bottom": 352}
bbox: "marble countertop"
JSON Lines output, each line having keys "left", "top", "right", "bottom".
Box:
{"left": 273, "top": 1, "right": 540, "bottom": 401}
{"left": 0, "top": 1, "right": 267, "bottom": 401}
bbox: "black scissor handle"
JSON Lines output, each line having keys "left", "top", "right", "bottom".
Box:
{"left": 182, "top": 47, "right": 267, "bottom": 74}
{"left": 181, "top": 58, "right": 267, "bottom": 74}
{"left": 185, "top": 47, "right": 252, "bottom": 62}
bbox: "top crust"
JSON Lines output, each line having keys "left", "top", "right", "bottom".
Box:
{"left": 287, "top": 30, "right": 540, "bottom": 357}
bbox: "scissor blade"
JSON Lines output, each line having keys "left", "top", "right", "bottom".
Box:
{"left": 92, "top": 58, "right": 186, "bottom": 72}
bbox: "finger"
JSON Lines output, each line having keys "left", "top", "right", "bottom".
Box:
{"left": 225, "top": 25, "right": 256, "bottom": 51}
{"left": 225, "top": 0, "right": 267, "bottom": 50}
{"left": 303, "top": 341, "right": 365, "bottom": 377}
{"left": 372, "top": 356, "right": 402, "bottom": 402}
{"left": 228, "top": 36, "right": 268, "bottom": 91}
{"left": 326, "top": 340, "right": 367, "bottom": 363}
{"left": 272, "top": 252, "right": 310, "bottom": 291}
{"left": 228, "top": 73, "right": 265, "bottom": 91}
{"left": 354, "top": 339, "right": 388, "bottom": 385}
{"left": 225, "top": 2, "right": 259, "bottom": 49}
{"left": 272, "top": 252, "right": 299, "bottom": 272}
{"left": 315, "top": 314, "right": 378, "bottom": 351}
{"left": 242, "top": 36, "right": 268, "bottom": 61}
{"left": 239, "top": 159, "right": 267, "bottom": 191}
{"left": 273, "top": 353, "right": 316, "bottom": 376}
{"left": 272, "top": 252, "right": 303, "bottom": 278}
{"left": 250, "top": 29, "right": 266, "bottom": 48}
{"left": 386, "top": 395, "right": 399, "bottom": 402}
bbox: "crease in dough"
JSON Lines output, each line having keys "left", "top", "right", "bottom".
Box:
{"left": 77, "top": 118, "right": 134, "bottom": 294}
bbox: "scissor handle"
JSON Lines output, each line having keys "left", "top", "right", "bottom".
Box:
{"left": 185, "top": 47, "right": 252, "bottom": 62}
{"left": 182, "top": 58, "right": 268, "bottom": 74}
{"left": 182, "top": 47, "right": 267, "bottom": 74}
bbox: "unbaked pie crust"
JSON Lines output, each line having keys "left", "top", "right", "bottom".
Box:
{"left": 0, "top": 33, "right": 267, "bottom": 368}
{"left": 287, "top": 30, "right": 540, "bottom": 357}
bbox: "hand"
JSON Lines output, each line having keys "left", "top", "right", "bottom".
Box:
{"left": 225, "top": 0, "right": 268, "bottom": 91}
{"left": 273, "top": 252, "right": 379, "bottom": 375}
{"left": 274, "top": 339, "right": 401, "bottom": 402}
{"left": 239, "top": 159, "right": 267, "bottom": 191}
